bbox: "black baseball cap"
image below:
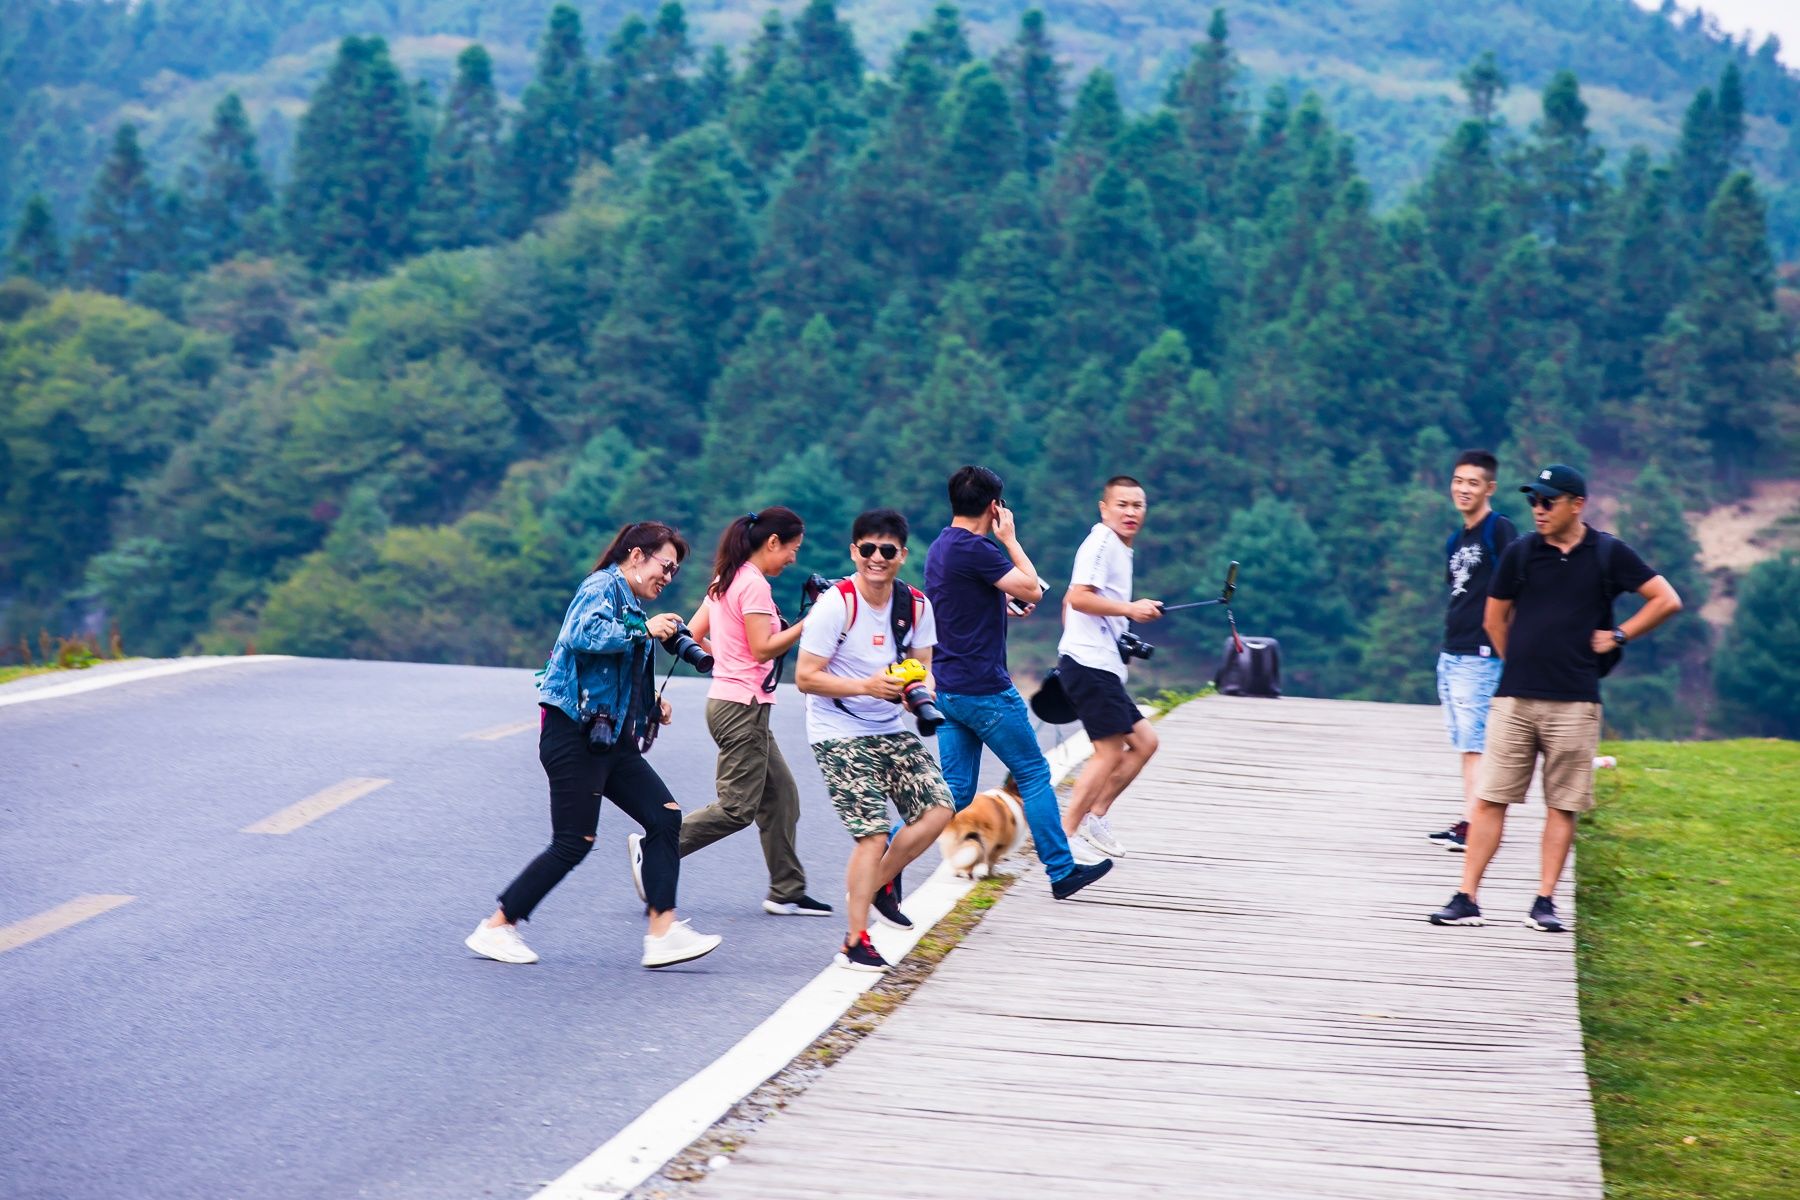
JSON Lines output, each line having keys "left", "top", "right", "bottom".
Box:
{"left": 1520, "top": 464, "right": 1586, "bottom": 500}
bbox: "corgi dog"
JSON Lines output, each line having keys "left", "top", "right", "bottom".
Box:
{"left": 938, "top": 777, "right": 1027, "bottom": 880}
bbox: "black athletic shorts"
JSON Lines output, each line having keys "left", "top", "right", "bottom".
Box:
{"left": 1057, "top": 655, "right": 1140, "bottom": 741}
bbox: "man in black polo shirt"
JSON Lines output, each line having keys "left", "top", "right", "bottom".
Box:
{"left": 1430, "top": 464, "right": 1682, "bottom": 933}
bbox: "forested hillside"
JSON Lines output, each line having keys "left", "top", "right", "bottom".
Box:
{"left": 7, "top": 0, "right": 1800, "bottom": 256}
{"left": 3, "top": 3, "right": 1797, "bottom": 738}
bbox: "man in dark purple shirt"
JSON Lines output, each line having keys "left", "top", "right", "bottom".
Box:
{"left": 923, "top": 466, "right": 1113, "bottom": 900}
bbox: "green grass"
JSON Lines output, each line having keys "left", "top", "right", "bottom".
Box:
{"left": 1577, "top": 738, "right": 1800, "bottom": 1200}
{"left": 0, "top": 663, "right": 66, "bottom": 685}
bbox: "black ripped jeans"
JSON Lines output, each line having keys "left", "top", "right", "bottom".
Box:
{"left": 498, "top": 705, "right": 681, "bottom": 921}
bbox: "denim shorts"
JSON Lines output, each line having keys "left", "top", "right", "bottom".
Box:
{"left": 1437, "top": 652, "right": 1503, "bottom": 753}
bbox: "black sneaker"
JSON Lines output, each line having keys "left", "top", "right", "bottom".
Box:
{"left": 1429, "top": 891, "right": 1484, "bottom": 926}
{"left": 763, "top": 895, "right": 834, "bottom": 916}
{"left": 1428, "top": 820, "right": 1469, "bottom": 851}
{"left": 871, "top": 881, "right": 913, "bottom": 930}
{"left": 834, "top": 930, "right": 889, "bottom": 973}
{"left": 1525, "top": 895, "right": 1567, "bottom": 933}
{"left": 1051, "top": 858, "right": 1114, "bottom": 900}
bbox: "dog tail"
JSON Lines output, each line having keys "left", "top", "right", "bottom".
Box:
{"left": 998, "top": 773, "right": 1021, "bottom": 799}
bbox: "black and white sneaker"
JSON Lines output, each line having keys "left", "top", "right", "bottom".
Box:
{"left": 834, "top": 930, "right": 889, "bottom": 973}
{"left": 763, "top": 894, "right": 834, "bottom": 917}
{"left": 1429, "top": 891, "right": 1484, "bottom": 926}
{"left": 870, "top": 881, "right": 913, "bottom": 931}
{"left": 1428, "top": 820, "right": 1469, "bottom": 852}
{"left": 1524, "top": 895, "right": 1567, "bottom": 933}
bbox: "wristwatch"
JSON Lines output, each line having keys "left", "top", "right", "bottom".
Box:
{"left": 1612, "top": 627, "right": 1629, "bottom": 647}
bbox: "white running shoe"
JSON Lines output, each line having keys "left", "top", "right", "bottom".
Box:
{"left": 626, "top": 832, "right": 646, "bottom": 903}
{"left": 1066, "top": 831, "right": 1108, "bottom": 866}
{"left": 642, "top": 919, "right": 722, "bottom": 968}
{"left": 1081, "top": 814, "right": 1126, "bottom": 857}
{"left": 464, "top": 919, "right": 538, "bottom": 964}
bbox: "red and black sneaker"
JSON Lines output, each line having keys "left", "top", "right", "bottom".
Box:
{"left": 871, "top": 880, "right": 913, "bottom": 931}
{"left": 834, "top": 930, "right": 889, "bottom": 973}
{"left": 1428, "top": 820, "right": 1470, "bottom": 852}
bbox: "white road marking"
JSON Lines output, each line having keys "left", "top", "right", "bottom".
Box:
{"left": 530, "top": 734, "right": 1102, "bottom": 1200}
{"left": 461, "top": 719, "right": 537, "bottom": 741}
{"left": 0, "top": 895, "right": 136, "bottom": 954}
{"left": 0, "top": 656, "right": 294, "bottom": 709}
{"left": 242, "top": 777, "right": 391, "bottom": 835}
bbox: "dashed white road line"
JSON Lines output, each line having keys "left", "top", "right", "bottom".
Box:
{"left": 0, "top": 895, "right": 136, "bottom": 954}
{"left": 530, "top": 733, "right": 1100, "bottom": 1200}
{"left": 0, "top": 656, "right": 293, "bottom": 709}
{"left": 241, "top": 777, "right": 391, "bottom": 835}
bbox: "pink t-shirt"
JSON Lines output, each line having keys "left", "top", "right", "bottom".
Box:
{"left": 706, "top": 563, "right": 781, "bottom": 705}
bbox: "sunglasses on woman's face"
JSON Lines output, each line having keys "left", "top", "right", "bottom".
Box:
{"left": 855, "top": 542, "right": 901, "bottom": 560}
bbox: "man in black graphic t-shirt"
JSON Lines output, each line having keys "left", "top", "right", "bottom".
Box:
{"left": 1429, "top": 450, "right": 1518, "bottom": 852}
{"left": 1430, "top": 464, "right": 1682, "bottom": 936}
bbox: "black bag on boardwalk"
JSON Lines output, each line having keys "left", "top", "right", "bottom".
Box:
{"left": 1216, "top": 636, "right": 1281, "bottom": 698}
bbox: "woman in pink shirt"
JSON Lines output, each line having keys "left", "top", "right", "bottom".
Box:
{"left": 628, "top": 507, "right": 832, "bottom": 916}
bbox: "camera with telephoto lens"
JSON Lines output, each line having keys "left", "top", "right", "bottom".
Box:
{"left": 885, "top": 658, "right": 945, "bottom": 736}
{"left": 1116, "top": 631, "right": 1155, "bottom": 663}
{"left": 662, "top": 621, "right": 714, "bottom": 674}
{"left": 801, "top": 572, "right": 835, "bottom": 608}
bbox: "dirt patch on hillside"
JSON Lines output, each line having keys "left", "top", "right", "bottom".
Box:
{"left": 1690, "top": 479, "right": 1800, "bottom": 628}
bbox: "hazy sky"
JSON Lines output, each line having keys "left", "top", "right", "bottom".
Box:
{"left": 1633, "top": 0, "right": 1800, "bottom": 66}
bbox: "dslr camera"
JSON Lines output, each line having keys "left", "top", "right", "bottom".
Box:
{"left": 1116, "top": 631, "right": 1155, "bottom": 663}
{"left": 885, "top": 658, "right": 945, "bottom": 736}
{"left": 661, "top": 621, "right": 713, "bottom": 674}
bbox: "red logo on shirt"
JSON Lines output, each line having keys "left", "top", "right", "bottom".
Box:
{"left": 873, "top": 634, "right": 886, "bottom": 646}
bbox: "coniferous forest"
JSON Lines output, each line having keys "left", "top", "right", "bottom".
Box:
{"left": 2, "top": 2, "right": 1797, "bottom": 738}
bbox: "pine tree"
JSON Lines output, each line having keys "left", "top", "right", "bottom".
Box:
{"left": 418, "top": 44, "right": 503, "bottom": 251}
{"left": 696, "top": 46, "right": 733, "bottom": 122}
{"left": 1458, "top": 51, "right": 1508, "bottom": 124}
{"left": 1055, "top": 164, "right": 1163, "bottom": 367}
{"left": 1677, "top": 172, "right": 1796, "bottom": 475}
{"left": 1352, "top": 481, "right": 1445, "bottom": 705}
{"left": 748, "top": 122, "right": 870, "bottom": 329}
{"left": 1674, "top": 65, "right": 1747, "bottom": 220}
{"left": 1497, "top": 355, "right": 1586, "bottom": 475}
{"left": 193, "top": 93, "right": 274, "bottom": 262}
{"left": 1630, "top": 313, "right": 1712, "bottom": 500}
{"left": 599, "top": 4, "right": 697, "bottom": 151}
{"left": 1607, "top": 462, "right": 1709, "bottom": 737}
{"left": 1713, "top": 552, "right": 1800, "bottom": 737}
{"left": 792, "top": 0, "right": 862, "bottom": 94}
{"left": 728, "top": 14, "right": 811, "bottom": 174}
{"left": 937, "top": 173, "right": 1056, "bottom": 385}
{"left": 1521, "top": 70, "right": 1605, "bottom": 247}
{"left": 504, "top": 6, "right": 594, "bottom": 231}
{"left": 1115, "top": 111, "right": 1201, "bottom": 246}
{"left": 1164, "top": 9, "right": 1246, "bottom": 217}
{"left": 996, "top": 9, "right": 1064, "bottom": 179}
{"left": 841, "top": 56, "right": 957, "bottom": 289}
{"left": 71, "top": 124, "right": 164, "bottom": 294}
{"left": 1209, "top": 496, "right": 1354, "bottom": 694}
{"left": 283, "top": 36, "right": 424, "bottom": 274}
{"left": 882, "top": 335, "right": 1015, "bottom": 531}
{"left": 1044, "top": 69, "right": 1122, "bottom": 222}
{"left": 8, "top": 194, "right": 65, "bottom": 283}
{"left": 1414, "top": 119, "right": 1511, "bottom": 296}
{"left": 940, "top": 63, "right": 1020, "bottom": 204}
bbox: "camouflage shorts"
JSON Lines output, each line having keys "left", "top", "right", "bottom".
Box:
{"left": 811, "top": 733, "right": 954, "bottom": 838}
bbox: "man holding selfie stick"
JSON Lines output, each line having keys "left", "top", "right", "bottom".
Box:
{"left": 924, "top": 466, "right": 1113, "bottom": 901}
{"left": 1058, "top": 476, "right": 1163, "bottom": 860}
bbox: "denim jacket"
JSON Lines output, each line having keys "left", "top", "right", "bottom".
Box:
{"left": 537, "top": 566, "right": 654, "bottom": 739}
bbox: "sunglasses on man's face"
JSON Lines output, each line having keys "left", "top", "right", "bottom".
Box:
{"left": 855, "top": 542, "right": 901, "bottom": 560}
{"left": 1526, "top": 494, "right": 1570, "bottom": 510}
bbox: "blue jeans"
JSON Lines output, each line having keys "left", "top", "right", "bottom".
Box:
{"left": 1436, "top": 652, "right": 1504, "bottom": 753}
{"left": 934, "top": 686, "right": 1076, "bottom": 881}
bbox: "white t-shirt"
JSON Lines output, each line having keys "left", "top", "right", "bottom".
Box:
{"left": 799, "top": 582, "right": 938, "bottom": 743}
{"left": 1058, "top": 523, "right": 1133, "bottom": 679}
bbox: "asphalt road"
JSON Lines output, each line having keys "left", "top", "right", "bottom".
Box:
{"left": 0, "top": 657, "right": 1010, "bottom": 1200}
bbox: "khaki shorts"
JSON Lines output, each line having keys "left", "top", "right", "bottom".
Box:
{"left": 1476, "top": 696, "right": 1602, "bottom": 813}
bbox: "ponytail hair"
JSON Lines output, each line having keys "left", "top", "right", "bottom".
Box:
{"left": 593, "top": 521, "right": 691, "bottom": 573}
{"left": 708, "top": 506, "right": 805, "bottom": 598}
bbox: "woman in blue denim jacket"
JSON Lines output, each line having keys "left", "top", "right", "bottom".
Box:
{"left": 466, "top": 521, "right": 723, "bottom": 970}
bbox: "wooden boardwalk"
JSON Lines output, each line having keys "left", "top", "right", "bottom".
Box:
{"left": 684, "top": 697, "right": 1604, "bottom": 1199}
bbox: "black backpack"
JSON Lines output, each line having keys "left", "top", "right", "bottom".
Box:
{"left": 1514, "top": 530, "right": 1624, "bottom": 678}
{"left": 1216, "top": 636, "right": 1281, "bottom": 698}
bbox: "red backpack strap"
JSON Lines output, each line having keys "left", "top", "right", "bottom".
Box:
{"left": 834, "top": 578, "right": 858, "bottom": 650}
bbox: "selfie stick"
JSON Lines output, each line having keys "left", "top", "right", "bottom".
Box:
{"left": 1153, "top": 562, "right": 1244, "bottom": 653}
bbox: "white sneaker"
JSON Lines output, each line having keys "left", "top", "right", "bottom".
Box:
{"left": 1066, "top": 831, "right": 1108, "bottom": 866}
{"left": 465, "top": 919, "right": 538, "bottom": 964}
{"left": 642, "top": 919, "right": 722, "bottom": 969}
{"left": 626, "top": 833, "right": 646, "bottom": 903}
{"left": 1081, "top": 814, "right": 1126, "bottom": 857}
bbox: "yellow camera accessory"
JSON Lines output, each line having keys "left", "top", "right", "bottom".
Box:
{"left": 885, "top": 658, "right": 928, "bottom": 685}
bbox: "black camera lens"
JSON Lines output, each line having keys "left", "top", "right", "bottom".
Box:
{"left": 901, "top": 682, "right": 945, "bottom": 736}
{"left": 662, "top": 622, "right": 714, "bottom": 674}
{"left": 802, "top": 573, "right": 834, "bottom": 606}
{"left": 1116, "top": 632, "right": 1155, "bottom": 663}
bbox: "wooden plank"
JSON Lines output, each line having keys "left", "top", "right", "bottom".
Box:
{"left": 676, "top": 696, "right": 1604, "bottom": 1200}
